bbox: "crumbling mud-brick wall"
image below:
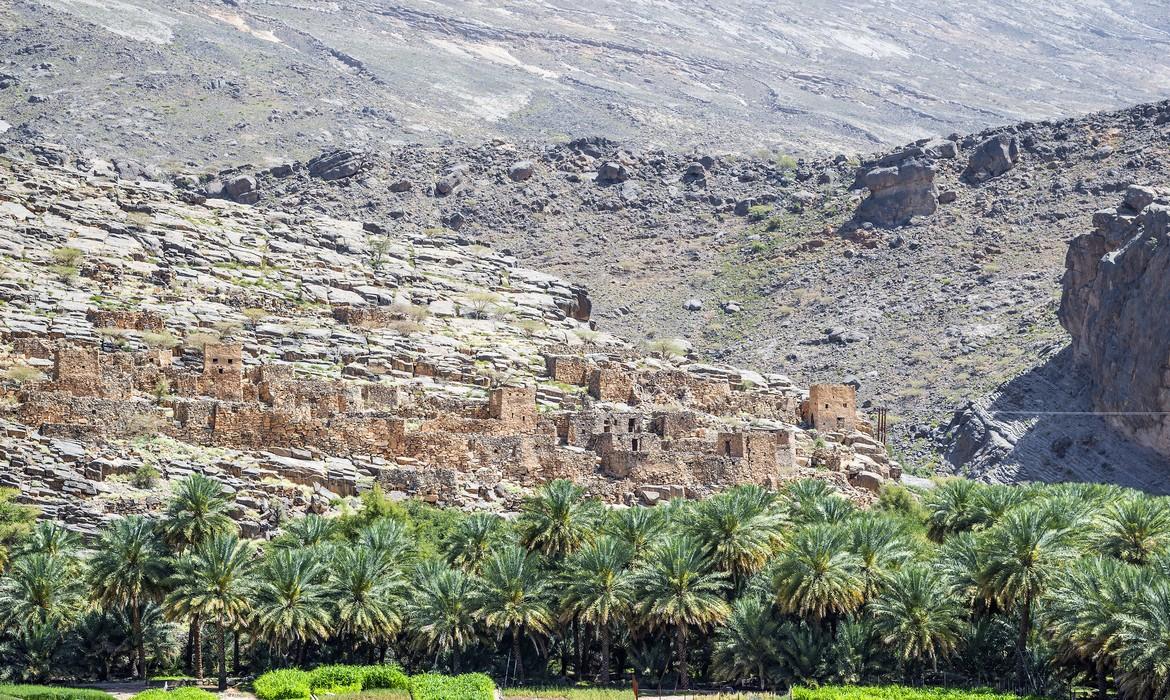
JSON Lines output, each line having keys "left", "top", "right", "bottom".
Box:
{"left": 635, "top": 369, "right": 732, "bottom": 411}
{"left": 649, "top": 410, "right": 705, "bottom": 440}
{"left": 86, "top": 309, "right": 165, "bottom": 331}
{"left": 544, "top": 354, "right": 592, "bottom": 385}
{"left": 714, "top": 429, "right": 796, "bottom": 479}
{"left": 487, "top": 386, "right": 537, "bottom": 431}
{"left": 200, "top": 343, "right": 244, "bottom": 401}
{"left": 20, "top": 391, "right": 161, "bottom": 436}
{"left": 804, "top": 384, "right": 857, "bottom": 432}
{"left": 588, "top": 367, "right": 635, "bottom": 403}
{"left": 596, "top": 431, "right": 661, "bottom": 478}
{"left": 722, "top": 391, "right": 802, "bottom": 424}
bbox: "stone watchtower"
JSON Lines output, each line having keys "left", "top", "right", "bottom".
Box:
{"left": 488, "top": 386, "right": 537, "bottom": 431}
{"left": 804, "top": 384, "right": 857, "bottom": 432}
{"left": 202, "top": 343, "right": 244, "bottom": 401}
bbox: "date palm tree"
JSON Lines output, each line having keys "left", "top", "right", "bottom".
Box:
{"left": 771, "top": 524, "right": 865, "bottom": 624}
{"left": 847, "top": 515, "right": 915, "bottom": 601}
{"left": 978, "top": 506, "right": 1076, "bottom": 682}
{"left": 712, "top": 595, "right": 779, "bottom": 690}
{"left": 164, "top": 534, "right": 254, "bottom": 690}
{"left": 1094, "top": 497, "right": 1170, "bottom": 565}
{"left": 925, "top": 478, "right": 986, "bottom": 541}
{"left": 331, "top": 547, "right": 404, "bottom": 660}
{"left": 517, "top": 479, "right": 599, "bottom": 558}
{"left": 407, "top": 562, "right": 477, "bottom": 673}
{"left": 160, "top": 474, "right": 237, "bottom": 552}
{"left": 253, "top": 548, "right": 331, "bottom": 662}
{"left": 445, "top": 512, "right": 506, "bottom": 574}
{"left": 686, "top": 485, "right": 786, "bottom": 588}
{"left": 0, "top": 551, "right": 84, "bottom": 629}
{"left": 1114, "top": 576, "right": 1170, "bottom": 700}
{"left": 871, "top": 564, "right": 966, "bottom": 678}
{"left": 474, "top": 545, "right": 553, "bottom": 683}
{"left": 561, "top": 537, "right": 635, "bottom": 683}
{"left": 1043, "top": 556, "right": 1142, "bottom": 698}
{"left": 16, "top": 521, "right": 81, "bottom": 560}
{"left": 88, "top": 515, "right": 168, "bottom": 680}
{"left": 634, "top": 534, "right": 730, "bottom": 690}
{"left": 604, "top": 505, "right": 665, "bottom": 560}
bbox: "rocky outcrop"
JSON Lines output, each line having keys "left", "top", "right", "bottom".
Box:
{"left": 854, "top": 153, "right": 938, "bottom": 228}
{"left": 308, "top": 150, "right": 368, "bottom": 180}
{"left": 1059, "top": 185, "right": 1170, "bottom": 458}
{"left": 962, "top": 134, "right": 1019, "bottom": 183}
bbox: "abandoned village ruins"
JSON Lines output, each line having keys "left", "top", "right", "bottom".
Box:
{"left": 0, "top": 154, "right": 893, "bottom": 537}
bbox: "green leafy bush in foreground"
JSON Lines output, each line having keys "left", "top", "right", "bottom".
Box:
{"left": 358, "top": 665, "right": 409, "bottom": 691}
{"left": 793, "top": 687, "right": 1039, "bottom": 700}
{"left": 253, "top": 669, "right": 312, "bottom": 700}
{"left": 310, "top": 665, "right": 364, "bottom": 693}
{"left": 0, "top": 688, "right": 115, "bottom": 700}
{"left": 130, "top": 689, "right": 217, "bottom": 700}
{"left": 408, "top": 672, "right": 495, "bottom": 700}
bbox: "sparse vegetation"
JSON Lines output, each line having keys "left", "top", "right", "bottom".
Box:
{"left": 4, "top": 364, "right": 44, "bottom": 385}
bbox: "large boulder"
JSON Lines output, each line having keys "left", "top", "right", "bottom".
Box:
{"left": 854, "top": 158, "right": 937, "bottom": 228}
{"left": 307, "top": 150, "right": 368, "bottom": 180}
{"left": 508, "top": 161, "right": 535, "bottom": 182}
{"left": 596, "top": 161, "right": 630, "bottom": 183}
{"left": 1058, "top": 185, "right": 1170, "bottom": 457}
{"left": 962, "top": 134, "right": 1019, "bottom": 183}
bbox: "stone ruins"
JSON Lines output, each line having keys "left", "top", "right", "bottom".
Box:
{"left": 0, "top": 154, "right": 896, "bottom": 537}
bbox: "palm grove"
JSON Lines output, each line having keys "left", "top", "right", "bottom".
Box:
{"left": 2, "top": 476, "right": 1170, "bottom": 699}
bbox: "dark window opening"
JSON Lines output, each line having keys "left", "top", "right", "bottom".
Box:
{"left": 628, "top": 417, "right": 636, "bottom": 432}
{"left": 632, "top": 438, "right": 641, "bottom": 452}
{"left": 824, "top": 403, "right": 830, "bottom": 409}
{"left": 836, "top": 416, "right": 846, "bottom": 429}
{"left": 723, "top": 440, "right": 732, "bottom": 456}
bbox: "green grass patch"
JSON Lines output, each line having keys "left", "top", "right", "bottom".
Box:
{"left": 130, "top": 689, "right": 217, "bottom": 700}
{"left": 253, "top": 670, "right": 311, "bottom": 700}
{"left": 408, "top": 673, "right": 495, "bottom": 700}
{"left": 793, "top": 687, "right": 1040, "bottom": 700}
{"left": 0, "top": 688, "right": 115, "bottom": 700}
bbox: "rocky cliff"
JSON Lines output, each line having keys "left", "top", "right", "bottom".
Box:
{"left": 1059, "top": 185, "right": 1170, "bottom": 458}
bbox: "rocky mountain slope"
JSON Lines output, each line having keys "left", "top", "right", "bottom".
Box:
{"left": 0, "top": 152, "right": 897, "bottom": 535}
{"left": 77, "top": 99, "right": 1160, "bottom": 475}
{"left": 2, "top": 0, "right": 1170, "bottom": 166}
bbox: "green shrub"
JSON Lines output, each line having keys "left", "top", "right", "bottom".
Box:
{"left": 310, "top": 665, "right": 363, "bottom": 693}
{"left": 131, "top": 690, "right": 216, "bottom": 700}
{"left": 359, "top": 665, "right": 408, "bottom": 691}
{"left": 408, "top": 673, "right": 494, "bottom": 700}
{"left": 253, "top": 669, "right": 312, "bottom": 700}
{"left": 747, "top": 204, "right": 773, "bottom": 221}
{"left": 0, "top": 688, "right": 116, "bottom": 700}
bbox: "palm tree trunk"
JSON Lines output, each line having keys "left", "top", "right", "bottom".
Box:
{"left": 759, "top": 662, "right": 766, "bottom": 691}
{"left": 132, "top": 597, "right": 146, "bottom": 681}
{"left": 453, "top": 646, "right": 461, "bottom": 674}
{"left": 600, "top": 626, "right": 611, "bottom": 684}
{"left": 574, "top": 618, "right": 582, "bottom": 680}
{"left": 232, "top": 631, "right": 240, "bottom": 674}
{"left": 675, "top": 624, "right": 689, "bottom": 690}
{"left": 193, "top": 616, "right": 203, "bottom": 681}
{"left": 217, "top": 618, "right": 228, "bottom": 691}
{"left": 1016, "top": 594, "right": 1032, "bottom": 685}
{"left": 513, "top": 626, "right": 525, "bottom": 684}
{"left": 560, "top": 622, "right": 570, "bottom": 678}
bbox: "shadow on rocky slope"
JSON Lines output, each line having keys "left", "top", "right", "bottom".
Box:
{"left": 941, "top": 346, "right": 1170, "bottom": 493}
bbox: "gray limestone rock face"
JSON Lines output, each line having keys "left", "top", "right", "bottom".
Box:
{"left": 855, "top": 158, "right": 937, "bottom": 228}
{"left": 1058, "top": 186, "right": 1170, "bottom": 459}
{"left": 962, "top": 134, "right": 1020, "bottom": 183}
